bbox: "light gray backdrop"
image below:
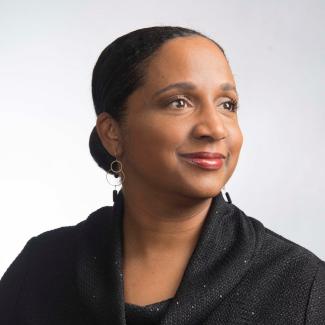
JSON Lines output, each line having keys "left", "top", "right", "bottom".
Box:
{"left": 0, "top": 0, "right": 324, "bottom": 277}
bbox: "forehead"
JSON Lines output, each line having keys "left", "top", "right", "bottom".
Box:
{"left": 142, "top": 35, "right": 234, "bottom": 89}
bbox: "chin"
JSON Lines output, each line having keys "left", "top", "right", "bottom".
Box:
{"left": 182, "top": 185, "right": 222, "bottom": 200}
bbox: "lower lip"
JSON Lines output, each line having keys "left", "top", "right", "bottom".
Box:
{"left": 180, "top": 156, "right": 224, "bottom": 170}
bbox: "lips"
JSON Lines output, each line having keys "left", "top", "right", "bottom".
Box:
{"left": 179, "top": 152, "right": 225, "bottom": 170}
{"left": 179, "top": 152, "right": 226, "bottom": 159}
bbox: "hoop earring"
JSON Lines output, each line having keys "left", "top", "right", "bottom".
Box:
{"left": 222, "top": 185, "right": 232, "bottom": 204}
{"left": 106, "top": 157, "right": 125, "bottom": 203}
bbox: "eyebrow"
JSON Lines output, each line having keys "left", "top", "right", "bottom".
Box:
{"left": 152, "top": 81, "right": 238, "bottom": 98}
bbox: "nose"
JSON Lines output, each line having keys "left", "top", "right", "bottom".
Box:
{"left": 192, "top": 102, "right": 228, "bottom": 141}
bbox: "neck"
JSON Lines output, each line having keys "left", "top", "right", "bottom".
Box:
{"left": 121, "top": 185, "right": 213, "bottom": 262}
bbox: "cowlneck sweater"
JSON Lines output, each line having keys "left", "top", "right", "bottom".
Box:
{"left": 0, "top": 189, "right": 324, "bottom": 324}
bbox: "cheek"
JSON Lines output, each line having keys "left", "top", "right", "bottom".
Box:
{"left": 123, "top": 118, "right": 186, "bottom": 167}
{"left": 227, "top": 121, "right": 243, "bottom": 149}
{"left": 226, "top": 126, "right": 243, "bottom": 166}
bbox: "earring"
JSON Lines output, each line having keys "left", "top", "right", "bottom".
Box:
{"left": 106, "top": 155, "right": 125, "bottom": 203}
{"left": 222, "top": 185, "right": 232, "bottom": 204}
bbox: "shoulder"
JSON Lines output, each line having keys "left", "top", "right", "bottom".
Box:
{"left": 262, "top": 222, "right": 322, "bottom": 266}
{"left": 228, "top": 205, "right": 325, "bottom": 322}
{"left": 0, "top": 206, "right": 113, "bottom": 322}
{"left": 34, "top": 206, "right": 112, "bottom": 239}
{"left": 233, "top": 204, "right": 323, "bottom": 279}
{"left": 232, "top": 202, "right": 323, "bottom": 265}
{"left": 1, "top": 205, "right": 114, "bottom": 278}
{"left": 28, "top": 206, "right": 114, "bottom": 256}
{"left": 305, "top": 260, "right": 325, "bottom": 323}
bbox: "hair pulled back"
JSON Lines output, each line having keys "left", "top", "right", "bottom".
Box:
{"left": 89, "top": 26, "right": 225, "bottom": 173}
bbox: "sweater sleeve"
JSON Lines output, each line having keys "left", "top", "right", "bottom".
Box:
{"left": 305, "top": 260, "right": 325, "bottom": 324}
{"left": 0, "top": 237, "right": 37, "bottom": 323}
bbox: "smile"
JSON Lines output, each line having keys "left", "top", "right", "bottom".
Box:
{"left": 180, "top": 157, "right": 224, "bottom": 170}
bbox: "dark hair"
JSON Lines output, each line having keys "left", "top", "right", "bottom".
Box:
{"left": 89, "top": 26, "right": 226, "bottom": 173}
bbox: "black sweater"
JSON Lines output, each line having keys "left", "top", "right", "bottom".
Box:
{"left": 125, "top": 298, "right": 172, "bottom": 324}
{"left": 0, "top": 190, "right": 324, "bottom": 324}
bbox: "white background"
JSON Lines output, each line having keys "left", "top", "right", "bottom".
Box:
{"left": 0, "top": 0, "right": 324, "bottom": 277}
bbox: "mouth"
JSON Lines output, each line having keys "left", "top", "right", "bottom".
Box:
{"left": 179, "top": 152, "right": 225, "bottom": 170}
{"left": 179, "top": 152, "right": 226, "bottom": 159}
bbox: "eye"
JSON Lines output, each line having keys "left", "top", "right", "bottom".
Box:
{"left": 167, "top": 96, "right": 191, "bottom": 110}
{"left": 220, "top": 100, "right": 239, "bottom": 112}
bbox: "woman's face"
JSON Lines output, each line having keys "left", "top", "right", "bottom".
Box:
{"left": 118, "top": 35, "right": 243, "bottom": 199}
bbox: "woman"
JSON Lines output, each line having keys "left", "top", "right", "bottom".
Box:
{"left": 0, "top": 26, "right": 324, "bottom": 325}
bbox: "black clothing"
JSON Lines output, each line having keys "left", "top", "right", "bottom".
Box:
{"left": 0, "top": 189, "right": 324, "bottom": 324}
{"left": 125, "top": 298, "right": 172, "bottom": 325}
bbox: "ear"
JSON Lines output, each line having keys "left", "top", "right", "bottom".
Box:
{"left": 95, "top": 112, "right": 123, "bottom": 157}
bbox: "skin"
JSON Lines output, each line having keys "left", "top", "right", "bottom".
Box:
{"left": 96, "top": 35, "right": 243, "bottom": 305}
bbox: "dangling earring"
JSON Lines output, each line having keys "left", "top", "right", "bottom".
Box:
{"left": 106, "top": 154, "right": 125, "bottom": 203}
{"left": 222, "top": 185, "right": 232, "bottom": 204}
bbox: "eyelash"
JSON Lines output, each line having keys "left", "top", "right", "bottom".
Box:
{"left": 166, "top": 95, "right": 239, "bottom": 112}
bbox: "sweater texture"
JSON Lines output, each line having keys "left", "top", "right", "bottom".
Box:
{"left": 125, "top": 298, "right": 171, "bottom": 324}
{"left": 0, "top": 189, "right": 324, "bottom": 324}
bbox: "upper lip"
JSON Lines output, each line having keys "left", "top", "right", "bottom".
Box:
{"left": 179, "top": 152, "right": 226, "bottom": 159}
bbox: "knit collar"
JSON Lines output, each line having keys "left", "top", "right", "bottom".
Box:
{"left": 76, "top": 190, "right": 264, "bottom": 325}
